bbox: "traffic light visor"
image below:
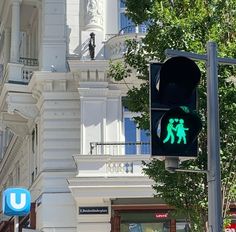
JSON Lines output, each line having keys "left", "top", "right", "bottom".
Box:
{"left": 158, "top": 56, "right": 201, "bottom": 105}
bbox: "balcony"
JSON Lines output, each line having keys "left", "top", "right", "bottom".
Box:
{"left": 68, "top": 143, "right": 154, "bottom": 199}
{"left": 4, "top": 58, "right": 38, "bottom": 84}
{"left": 74, "top": 154, "right": 150, "bottom": 178}
{"left": 104, "top": 25, "right": 147, "bottom": 60}
{"left": 77, "top": 142, "right": 150, "bottom": 177}
{"left": 70, "top": 142, "right": 149, "bottom": 178}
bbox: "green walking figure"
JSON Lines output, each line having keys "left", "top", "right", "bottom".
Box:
{"left": 176, "top": 119, "right": 189, "bottom": 144}
{"left": 163, "top": 119, "right": 176, "bottom": 144}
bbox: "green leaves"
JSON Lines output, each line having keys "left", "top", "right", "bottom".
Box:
{"left": 125, "top": 0, "right": 154, "bottom": 24}
{"left": 144, "top": 159, "right": 208, "bottom": 231}
{"left": 109, "top": 1, "right": 236, "bottom": 230}
{"left": 108, "top": 61, "right": 132, "bottom": 81}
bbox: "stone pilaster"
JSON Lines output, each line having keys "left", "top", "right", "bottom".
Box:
{"left": 40, "top": 0, "right": 67, "bottom": 72}
{"left": 10, "top": 0, "right": 22, "bottom": 63}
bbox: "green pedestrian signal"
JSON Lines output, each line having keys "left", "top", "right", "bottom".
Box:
{"left": 163, "top": 118, "right": 189, "bottom": 145}
{"left": 163, "top": 118, "right": 176, "bottom": 144}
{"left": 157, "top": 107, "right": 202, "bottom": 155}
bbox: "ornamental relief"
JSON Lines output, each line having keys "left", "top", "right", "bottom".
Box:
{"left": 86, "top": 0, "right": 103, "bottom": 27}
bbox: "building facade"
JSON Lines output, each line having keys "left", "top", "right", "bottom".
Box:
{"left": 0, "top": 0, "right": 189, "bottom": 231}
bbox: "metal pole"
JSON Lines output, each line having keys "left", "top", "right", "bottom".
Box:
{"left": 206, "top": 41, "right": 222, "bottom": 232}
{"left": 14, "top": 216, "right": 19, "bottom": 232}
{"left": 166, "top": 48, "right": 236, "bottom": 65}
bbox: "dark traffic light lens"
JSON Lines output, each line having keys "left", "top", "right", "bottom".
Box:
{"left": 158, "top": 56, "right": 201, "bottom": 106}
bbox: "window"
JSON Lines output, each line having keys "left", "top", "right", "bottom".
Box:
{"left": 123, "top": 107, "right": 150, "bottom": 155}
{"left": 31, "top": 125, "right": 38, "bottom": 183}
{"left": 119, "top": 0, "right": 135, "bottom": 33}
{"left": 19, "top": 31, "right": 27, "bottom": 58}
{"left": 16, "top": 161, "right": 20, "bottom": 185}
{"left": 119, "top": 0, "right": 148, "bottom": 34}
{"left": 0, "top": 128, "right": 14, "bottom": 159}
{"left": 8, "top": 173, "right": 13, "bottom": 186}
{"left": 0, "top": 131, "right": 4, "bottom": 159}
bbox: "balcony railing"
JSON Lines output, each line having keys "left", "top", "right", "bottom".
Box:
{"left": 104, "top": 25, "right": 147, "bottom": 60}
{"left": 22, "top": 66, "right": 38, "bottom": 82}
{"left": 89, "top": 142, "right": 150, "bottom": 155}
{"left": 74, "top": 154, "right": 151, "bottom": 177}
{"left": 19, "top": 57, "right": 38, "bottom": 66}
{"left": 118, "top": 24, "right": 148, "bottom": 35}
{"left": 4, "top": 58, "right": 39, "bottom": 84}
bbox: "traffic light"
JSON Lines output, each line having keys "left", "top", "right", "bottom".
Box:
{"left": 150, "top": 56, "right": 202, "bottom": 157}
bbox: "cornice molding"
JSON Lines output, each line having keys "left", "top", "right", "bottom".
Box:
{"left": 78, "top": 87, "right": 121, "bottom": 98}
{"left": 6, "top": 92, "right": 39, "bottom": 120}
{"left": 29, "top": 72, "right": 75, "bottom": 97}
{"left": 0, "top": 112, "right": 29, "bottom": 136}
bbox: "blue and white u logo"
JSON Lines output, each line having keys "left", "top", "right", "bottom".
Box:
{"left": 2, "top": 188, "right": 31, "bottom": 216}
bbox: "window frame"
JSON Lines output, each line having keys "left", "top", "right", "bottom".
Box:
{"left": 123, "top": 107, "right": 150, "bottom": 155}
{"left": 30, "top": 125, "right": 38, "bottom": 183}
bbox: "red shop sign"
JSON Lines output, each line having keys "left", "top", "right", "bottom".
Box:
{"left": 155, "top": 213, "right": 168, "bottom": 219}
{"left": 225, "top": 224, "right": 236, "bottom": 232}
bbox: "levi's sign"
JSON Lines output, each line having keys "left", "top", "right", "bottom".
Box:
{"left": 79, "top": 207, "right": 108, "bottom": 215}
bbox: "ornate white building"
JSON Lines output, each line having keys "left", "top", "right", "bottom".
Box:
{"left": 0, "top": 0, "right": 187, "bottom": 231}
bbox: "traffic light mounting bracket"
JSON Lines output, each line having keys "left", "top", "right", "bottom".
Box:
{"left": 164, "top": 157, "right": 208, "bottom": 174}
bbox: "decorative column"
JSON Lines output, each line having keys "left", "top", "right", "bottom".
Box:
{"left": 3, "top": 28, "right": 11, "bottom": 65}
{"left": 10, "top": 0, "right": 21, "bottom": 63}
{"left": 79, "top": 0, "right": 104, "bottom": 59}
{"left": 37, "top": 2, "right": 42, "bottom": 69}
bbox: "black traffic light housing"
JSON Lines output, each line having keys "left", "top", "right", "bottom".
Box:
{"left": 150, "top": 56, "right": 202, "bottom": 157}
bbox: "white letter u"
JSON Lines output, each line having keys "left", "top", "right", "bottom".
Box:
{"left": 10, "top": 193, "right": 26, "bottom": 209}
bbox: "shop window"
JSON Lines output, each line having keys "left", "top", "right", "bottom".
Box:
{"left": 176, "top": 221, "right": 191, "bottom": 232}
{"left": 120, "top": 212, "right": 170, "bottom": 232}
{"left": 121, "top": 222, "right": 170, "bottom": 232}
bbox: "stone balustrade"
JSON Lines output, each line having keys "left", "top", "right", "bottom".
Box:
{"left": 73, "top": 154, "right": 151, "bottom": 177}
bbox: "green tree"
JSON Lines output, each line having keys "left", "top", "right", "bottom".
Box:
{"left": 109, "top": 0, "right": 236, "bottom": 231}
